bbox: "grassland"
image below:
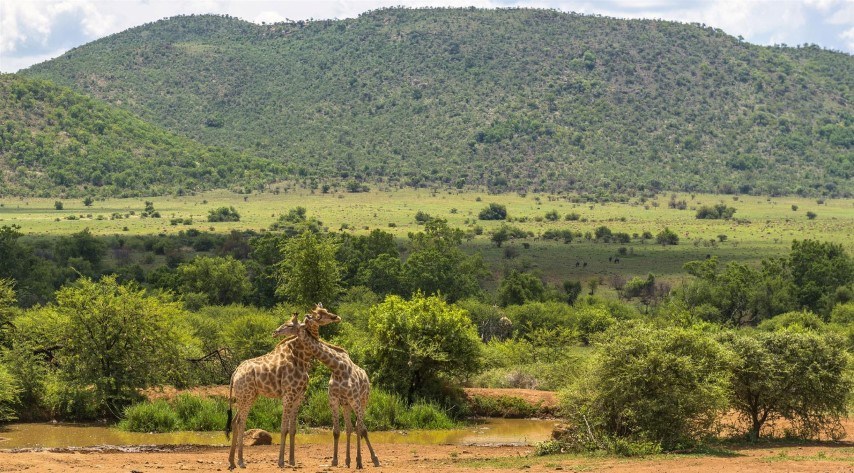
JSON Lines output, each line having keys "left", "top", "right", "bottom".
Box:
{"left": 1, "top": 187, "right": 851, "bottom": 287}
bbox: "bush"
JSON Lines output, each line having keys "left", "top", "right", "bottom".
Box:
{"left": 478, "top": 203, "right": 507, "bottom": 220}
{"left": 695, "top": 204, "right": 736, "bottom": 219}
{"left": 207, "top": 206, "right": 241, "bottom": 222}
{"left": 562, "top": 323, "right": 731, "bottom": 450}
{"left": 0, "top": 362, "right": 20, "bottom": 421}
{"left": 656, "top": 227, "right": 679, "bottom": 245}
{"left": 120, "top": 400, "right": 180, "bottom": 432}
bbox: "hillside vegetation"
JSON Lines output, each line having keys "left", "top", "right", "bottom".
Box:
{"left": 0, "top": 74, "right": 282, "bottom": 197}
{"left": 23, "top": 8, "right": 853, "bottom": 197}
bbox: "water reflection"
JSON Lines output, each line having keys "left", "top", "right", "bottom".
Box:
{"left": 0, "top": 418, "right": 556, "bottom": 449}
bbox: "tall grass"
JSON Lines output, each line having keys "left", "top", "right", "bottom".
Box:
{"left": 120, "top": 389, "right": 457, "bottom": 432}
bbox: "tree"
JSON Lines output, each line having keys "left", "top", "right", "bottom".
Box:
{"left": 721, "top": 330, "right": 851, "bottom": 440}
{"left": 54, "top": 201, "right": 63, "bottom": 210}
{"left": 83, "top": 196, "right": 94, "bottom": 207}
{"left": 207, "top": 206, "right": 241, "bottom": 222}
{"left": 0, "top": 279, "right": 16, "bottom": 348}
{"left": 276, "top": 230, "right": 341, "bottom": 307}
{"left": 403, "top": 219, "right": 485, "bottom": 302}
{"left": 564, "top": 324, "right": 730, "bottom": 450}
{"left": 0, "top": 362, "right": 19, "bottom": 421}
{"left": 367, "top": 294, "right": 482, "bottom": 403}
{"left": 656, "top": 227, "right": 679, "bottom": 245}
{"left": 177, "top": 255, "right": 251, "bottom": 305}
{"left": 497, "top": 270, "right": 546, "bottom": 306}
{"left": 478, "top": 203, "right": 507, "bottom": 220}
{"left": 0, "top": 225, "right": 54, "bottom": 306}
{"left": 788, "top": 240, "right": 853, "bottom": 316}
{"left": 55, "top": 228, "right": 106, "bottom": 268}
{"left": 695, "top": 204, "right": 736, "bottom": 219}
{"left": 55, "top": 276, "right": 195, "bottom": 415}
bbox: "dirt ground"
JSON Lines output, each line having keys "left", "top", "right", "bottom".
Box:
{"left": 1, "top": 441, "right": 852, "bottom": 472}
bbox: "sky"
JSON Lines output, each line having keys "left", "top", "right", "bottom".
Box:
{"left": 1, "top": 0, "right": 852, "bottom": 73}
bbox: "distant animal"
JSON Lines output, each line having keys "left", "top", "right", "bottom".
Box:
{"left": 575, "top": 261, "right": 580, "bottom": 267}
{"left": 608, "top": 256, "right": 613, "bottom": 262}
{"left": 614, "top": 258, "right": 620, "bottom": 263}
{"left": 583, "top": 262, "right": 588, "bottom": 268}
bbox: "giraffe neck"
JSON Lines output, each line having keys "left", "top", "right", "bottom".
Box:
{"left": 276, "top": 336, "right": 312, "bottom": 367}
{"left": 306, "top": 323, "right": 347, "bottom": 352}
{"left": 301, "top": 328, "right": 346, "bottom": 369}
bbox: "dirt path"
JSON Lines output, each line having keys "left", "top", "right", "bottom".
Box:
{"left": 2, "top": 441, "right": 852, "bottom": 472}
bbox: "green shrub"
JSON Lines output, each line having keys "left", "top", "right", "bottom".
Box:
{"left": 399, "top": 402, "right": 455, "bottom": 430}
{"left": 0, "top": 362, "right": 20, "bottom": 421}
{"left": 173, "top": 394, "right": 227, "bottom": 431}
{"left": 43, "top": 375, "right": 101, "bottom": 421}
{"left": 120, "top": 400, "right": 180, "bottom": 432}
{"left": 562, "top": 323, "right": 730, "bottom": 450}
{"left": 466, "top": 395, "right": 542, "bottom": 418}
{"left": 246, "top": 397, "right": 283, "bottom": 432}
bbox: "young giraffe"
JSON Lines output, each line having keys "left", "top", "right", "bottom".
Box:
{"left": 225, "top": 313, "right": 309, "bottom": 470}
{"left": 301, "top": 308, "right": 381, "bottom": 469}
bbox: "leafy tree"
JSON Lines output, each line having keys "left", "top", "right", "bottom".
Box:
{"left": 222, "top": 312, "right": 280, "bottom": 361}
{"left": 478, "top": 203, "right": 508, "bottom": 220}
{"left": 497, "top": 270, "right": 546, "bottom": 306}
{"left": 0, "top": 361, "right": 20, "bottom": 421}
{"left": 276, "top": 230, "right": 341, "bottom": 307}
{"left": 656, "top": 227, "right": 679, "bottom": 245}
{"left": 207, "top": 206, "right": 241, "bottom": 222}
{"left": 721, "top": 330, "right": 851, "bottom": 440}
{"left": 695, "top": 204, "right": 736, "bottom": 219}
{"left": 54, "top": 276, "right": 196, "bottom": 415}
{"left": 367, "top": 294, "right": 482, "bottom": 403}
{"left": 0, "top": 279, "right": 15, "bottom": 348}
{"left": 53, "top": 201, "right": 63, "bottom": 210}
{"left": 177, "top": 255, "right": 251, "bottom": 305}
{"left": 83, "top": 196, "right": 94, "bottom": 207}
{"left": 788, "top": 240, "right": 853, "bottom": 316}
{"left": 55, "top": 228, "right": 107, "bottom": 268}
{"left": 564, "top": 324, "right": 730, "bottom": 450}
{"left": 563, "top": 280, "right": 582, "bottom": 304}
{"left": 355, "top": 253, "right": 406, "bottom": 296}
{"left": 806, "top": 211, "right": 817, "bottom": 219}
{"left": 403, "top": 219, "right": 485, "bottom": 302}
{"left": 594, "top": 226, "right": 612, "bottom": 240}
{"left": 0, "top": 225, "right": 54, "bottom": 306}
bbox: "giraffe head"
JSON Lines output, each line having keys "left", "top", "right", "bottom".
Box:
{"left": 310, "top": 303, "right": 341, "bottom": 325}
{"left": 272, "top": 312, "right": 302, "bottom": 338}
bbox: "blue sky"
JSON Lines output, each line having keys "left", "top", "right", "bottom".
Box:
{"left": 1, "top": 0, "right": 852, "bottom": 73}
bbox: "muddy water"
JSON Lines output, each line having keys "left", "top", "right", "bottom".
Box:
{"left": 0, "top": 418, "right": 556, "bottom": 449}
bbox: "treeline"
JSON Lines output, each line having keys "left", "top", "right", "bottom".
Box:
{"left": 23, "top": 8, "right": 854, "bottom": 196}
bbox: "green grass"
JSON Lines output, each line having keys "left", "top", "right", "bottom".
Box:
{"left": 2, "top": 188, "right": 852, "bottom": 285}
{"left": 119, "top": 390, "right": 456, "bottom": 433}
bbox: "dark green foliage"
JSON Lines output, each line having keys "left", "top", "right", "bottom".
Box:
{"left": 21, "top": 10, "right": 853, "bottom": 196}
{"left": 656, "top": 227, "right": 679, "bottom": 245}
{"left": 497, "top": 270, "right": 546, "bottom": 306}
{"left": 467, "top": 394, "right": 548, "bottom": 418}
{"left": 0, "top": 225, "right": 55, "bottom": 306}
{"left": 177, "top": 255, "right": 251, "bottom": 305}
{"left": 0, "top": 75, "right": 280, "bottom": 197}
{"left": 276, "top": 230, "right": 341, "bottom": 307}
{"left": 207, "top": 206, "right": 241, "bottom": 222}
{"left": 563, "top": 324, "right": 731, "bottom": 451}
{"left": 721, "top": 330, "right": 851, "bottom": 440}
{"left": 695, "top": 204, "right": 736, "bottom": 219}
{"left": 478, "top": 203, "right": 508, "bottom": 220}
{"left": 788, "top": 239, "right": 853, "bottom": 315}
{"left": 542, "top": 229, "right": 573, "bottom": 243}
{"left": 367, "top": 294, "right": 482, "bottom": 404}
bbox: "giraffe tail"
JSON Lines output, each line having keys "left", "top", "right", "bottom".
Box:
{"left": 225, "top": 374, "right": 234, "bottom": 439}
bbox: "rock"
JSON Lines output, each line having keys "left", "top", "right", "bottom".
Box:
{"left": 243, "top": 428, "right": 273, "bottom": 446}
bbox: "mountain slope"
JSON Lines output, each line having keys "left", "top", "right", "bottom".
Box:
{"left": 0, "top": 74, "right": 282, "bottom": 197}
{"left": 22, "top": 8, "right": 854, "bottom": 196}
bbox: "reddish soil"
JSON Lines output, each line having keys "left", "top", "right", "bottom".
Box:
{"left": 462, "top": 388, "right": 559, "bottom": 409}
{"left": 1, "top": 442, "right": 851, "bottom": 472}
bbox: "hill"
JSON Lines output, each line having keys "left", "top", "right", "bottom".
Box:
{"left": 0, "top": 74, "right": 282, "bottom": 197}
{"left": 21, "top": 8, "right": 854, "bottom": 197}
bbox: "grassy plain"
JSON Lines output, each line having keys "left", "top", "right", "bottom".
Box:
{"left": 1, "top": 187, "right": 851, "bottom": 287}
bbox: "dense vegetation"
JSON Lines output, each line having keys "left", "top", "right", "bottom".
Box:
{"left": 20, "top": 8, "right": 853, "bottom": 197}
{"left": 0, "top": 75, "right": 282, "bottom": 197}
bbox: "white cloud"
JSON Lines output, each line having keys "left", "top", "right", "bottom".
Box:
{"left": 841, "top": 26, "right": 854, "bottom": 49}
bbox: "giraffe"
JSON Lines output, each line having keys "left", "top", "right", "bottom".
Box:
{"left": 225, "top": 313, "right": 310, "bottom": 470}
{"left": 300, "top": 308, "right": 380, "bottom": 469}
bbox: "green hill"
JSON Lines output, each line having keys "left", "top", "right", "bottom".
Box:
{"left": 0, "top": 74, "right": 282, "bottom": 197}
{"left": 21, "top": 8, "right": 854, "bottom": 197}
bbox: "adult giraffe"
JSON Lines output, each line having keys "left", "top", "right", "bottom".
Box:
{"left": 300, "top": 307, "right": 380, "bottom": 469}
{"left": 225, "top": 313, "right": 309, "bottom": 470}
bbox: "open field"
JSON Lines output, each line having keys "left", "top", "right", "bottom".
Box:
{"left": 2, "top": 188, "right": 851, "bottom": 286}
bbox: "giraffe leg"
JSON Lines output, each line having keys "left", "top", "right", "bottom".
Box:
{"left": 228, "top": 408, "right": 241, "bottom": 470}
{"left": 287, "top": 398, "right": 302, "bottom": 466}
{"left": 236, "top": 410, "right": 249, "bottom": 468}
{"left": 357, "top": 406, "right": 380, "bottom": 467}
{"left": 330, "top": 400, "right": 340, "bottom": 467}
{"left": 343, "top": 406, "right": 353, "bottom": 468}
{"left": 278, "top": 398, "right": 289, "bottom": 468}
{"left": 356, "top": 414, "right": 363, "bottom": 470}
